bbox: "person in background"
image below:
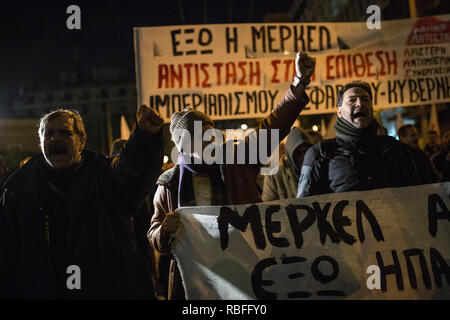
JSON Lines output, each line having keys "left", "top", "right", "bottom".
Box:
{"left": 306, "top": 129, "right": 323, "bottom": 144}
{"left": 262, "top": 127, "right": 312, "bottom": 201}
{"left": 110, "top": 137, "right": 164, "bottom": 298}
{"left": 398, "top": 124, "right": 420, "bottom": 149}
{"left": 377, "top": 125, "right": 388, "bottom": 136}
{"left": 432, "top": 129, "right": 450, "bottom": 182}
{"left": 424, "top": 130, "right": 442, "bottom": 158}
{"left": 397, "top": 124, "right": 438, "bottom": 184}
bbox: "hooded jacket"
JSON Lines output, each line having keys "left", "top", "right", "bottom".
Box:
{"left": 262, "top": 127, "right": 311, "bottom": 201}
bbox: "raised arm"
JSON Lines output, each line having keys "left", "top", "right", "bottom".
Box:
{"left": 260, "top": 52, "right": 316, "bottom": 138}
{"left": 235, "top": 53, "right": 316, "bottom": 170}
{"left": 109, "top": 105, "right": 164, "bottom": 212}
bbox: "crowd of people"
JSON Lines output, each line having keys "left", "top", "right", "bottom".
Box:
{"left": 0, "top": 52, "right": 449, "bottom": 300}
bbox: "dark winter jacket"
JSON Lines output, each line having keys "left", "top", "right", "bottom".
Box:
{"left": 262, "top": 127, "right": 312, "bottom": 201}
{"left": 408, "top": 146, "right": 438, "bottom": 184}
{"left": 432, "top": 149, "right": 450, "bottom": 181}
{"left": 297, "top": 135, "right": 425, "bottom": 197}
{"left": 0, "top": 126, "right": 163, "bottom": 299}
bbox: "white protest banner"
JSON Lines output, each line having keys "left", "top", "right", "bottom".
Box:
{"left": 172, "top": 182, "right": 450, "bottom": 300}
{"left": 134, "top": 15, "right": 450, "bottom": 122}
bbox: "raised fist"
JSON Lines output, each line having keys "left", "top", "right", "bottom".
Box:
{"left": 295, "top": 52, "right": 316, "bottom": 83}
{"left": 137, "top": 105, "right": 164, "bottom": 136}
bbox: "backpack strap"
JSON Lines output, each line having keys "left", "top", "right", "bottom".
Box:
{"left": 316, "top": 138, "right": 337, "bottom": 187}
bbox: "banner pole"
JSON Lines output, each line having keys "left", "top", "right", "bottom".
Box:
{"left": 408, "top": 0, "right": 417, "bottom": 18}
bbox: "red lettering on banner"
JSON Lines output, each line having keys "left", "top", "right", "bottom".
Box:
{"left": 238, "top": 62, "right": 247, "bottom": 85}
{"left": 326, "top": 55, "right": 335, "bottom": 80}
{"left": 283, "top": 59, "right": 295, "bottom": 82}
{"left": 270, "top": 58, "right": 313, "bottom": 84}
{"left": 213, "top": 63, "right": 223, "bottom": 86}
{"left": 406, "top": 17, "right": 450, "bottom": 45}
{"left": 353, "top": 54, "right": 365, "bottom": 77}
{"left": 250, "top": 62, "right": 261, "bottom": 85}
{"left": 194, "top": 64, "right": 200, "bottom": 87}
{"left": 157, "top": 61, "right": 265, "bottom": 88}
{"left": 325, "top": 51, "right": 398, "bottom": 80}
{"left": 158, "top": 64, "right": 169, "bottom": 88}
{"left": 347, "top": 54, "right": 353, "bottom": 78}
{"left": 201, "top": 63, "right": 211, "bottom": 87}
{"left": 335, "top": 55, "right": 347, "bottom": 78}
{"left": 184, "top": 63, "right": 193, "bottom": 88}
{"left": 226, "top": 62, "right": 237, "bottom": 85}
{"left": 271, "top": 60, "right": 280, "bottom": 83}
{"left": 376, "top": 51, "right": 386, "bottom": 76}
{"left": 385, "top": 51, "right": 397, "bottom": 75}
{"left": 170, "top": 64, "right": 183, "bottom": 88}
{"left": 365, "top": 52, "right": 375, "bottom": 77}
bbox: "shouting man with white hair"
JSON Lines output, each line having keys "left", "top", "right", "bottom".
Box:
{"left": 0, "top": 105, "right": 164, "bottom": 299}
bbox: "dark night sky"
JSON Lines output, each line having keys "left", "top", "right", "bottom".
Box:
{"left": 0, "top": 0, "right": 293, "bottom": 93}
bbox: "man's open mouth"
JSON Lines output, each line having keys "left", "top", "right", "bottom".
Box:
{"left": 50, "top": 144, "right": 68, "bottom": 157}
{"left": 353, "top": 111, "right": 367, "bottom": 119}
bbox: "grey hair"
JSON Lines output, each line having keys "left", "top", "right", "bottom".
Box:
{"left": 38, "top": 108, "right": 86, "bottom": 142}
